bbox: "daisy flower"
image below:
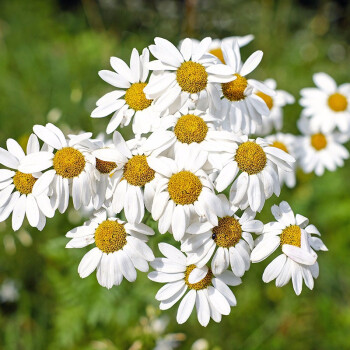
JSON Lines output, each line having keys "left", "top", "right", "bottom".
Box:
{"left": 251, "top": 201, "right": 327, "bottom": 295}
{"left": 149, "top": 243, "right": 241, "bottom": 326}
{"left": 182, "top": 195, "right": 263, "bottom": 277}
{"left": 253, "top": 79, "right": 295, "bottom": 135}
{"left": 300, "top": 72, "right": 350, "bottom": 133}
{"left": 18, "top": 123, "right": 96, "bottom": 213}
{"left": 0, "top": 134, "right": 54, "bottom": 231}
{"left": 66, "top": 209, "right": 155, "bottom": 289}
{"left": 219, "top": 41, "right": 275, "bottom": 134}
{"left": 93, "top": 131, "right": 157, "bottom": 224}
{"left": 144, "top": 37, "right": 234, "bottom": 114}
{"left": 91, "top": 48, "right": 161, "bottom": 135}
{"left": 265, "top": 133, "right": 298, "bottom": 188}
{"left": 214, "top": 135, "right": 295, "bottom": 212}
{"left": 148, "top": 144, "right": 222, "bottom": 241}
{"left": 142, "top": 107, "right": 242, "bottom": 158}
{"left": 295, "top": 117, "right": 349, "bottom": 176}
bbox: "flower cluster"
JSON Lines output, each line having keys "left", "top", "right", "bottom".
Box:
{"left": 1, "top": 34, "right": 345, "bottom": 327}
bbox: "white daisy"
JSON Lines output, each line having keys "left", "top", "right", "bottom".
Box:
{"left": 91, "top": 48, "right": 161, "bottom": 135}
{"left": 214, "top": 135, "right": 295, "bottom": 212}
{"left": 219, "top": 41, "right": 275, "bottom": 134}
{"left": 142, "top": 107, "right": 242, "bottom": 158}
{"left": 0, "top": 134, "right": 54, "bottom": 231}
{"left": 149, "top": 243, "right": 241, "bottom": 326}
{"left": 295, "top": 117, "right": 349, "bottom": 176}
{"left": 66, "top": 208, "right": 155, "bottom": 289}
{"left": 93, "top": 131, "right": 157, "bottom": 224}
{"left": 253, "top": 79, "right": 295, "bottom": 135}
{"left": 148, "top": 144, "right": 222, "bottom": 241}
{"left": 265, "top": 133, "right": 298, "bottom": 188}
{"left": 18, "top": 123, "right": 96, "bottom": 213}
{"left": 144, "top": 37, "right": 234, "bottom": 114}
{"left": 251, "top": 201, "right": 327, "bottom": 295}
{"left": 182, "top": 194, "right": 263, "bottom": 277}
{"left": 300, "top": 72, "right": 350, "bottom": 133}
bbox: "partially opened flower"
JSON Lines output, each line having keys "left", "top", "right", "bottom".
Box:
{"left": 18, "top": 123, "right": 96, "bottom": 212}
{"left": 182, "top": 195, "right": 263, "bottom": 277}
{"left": 149, "top": 243, "right": 241, "bottom": 326}
{"left": 145, "top": 37, "right": 234, "bottom": 114}
{"left": 0, "top": 135, "right": 54, "bottom": 231}
{"left": 214, "top": 136, "right": 295, "bottom": 212}
{"left": 66, "top": 209, "right": 155, "bottom": 289}
{"left": 251, "top": 201, "right": 327, "bottom": 295}
{"left": 92, "top": 48, "right": 161, "bottom": 135}
{"left": 295, "top": 117, "right": 349, "bottom": 176}
{"left": 300, "top": 72, "right": 350, "bottom": 133}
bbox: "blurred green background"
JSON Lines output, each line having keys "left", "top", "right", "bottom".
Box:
{"left": 0, "top": 0, "right": 350, "bottom": 349}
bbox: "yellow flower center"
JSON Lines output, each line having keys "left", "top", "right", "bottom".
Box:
{"left": 123, "top": 155, "right": 155, "bottom": 186}
{"left": 124, "top": 82, "right": 153, "bottom": 111}
{"left": 271, "top": 141, "right": 289, "bottom": 153}
{"left": 168, "top": 171, "right": 202, "bottom": 205}
{"left": 280, "top": 225, "right": 301, "bottom": 247}
{"left": 235, "top": 141, "right": 267, "bottom": 175}
{"left": 212, "top": 216, "right": 242, "bottom": 248}
{"left": 328, "top": 92, "right": 347, "bottom": 112}
{"left": 174, "top": 114, "right": 208, "bottom": 144}
{"left": 176, "top": 61, "right": 208, "bottom": 94}
{"left": 13, "top": 171, "right": 37, "bottom": 195}
{"left": 53, "top": 147, "right": 86, "bottom": 178}
{"left": 96, "top": 158, "right": 117, "bottom": 174}
{"left": 209, "top": 48, "right": 225, "bottom": 63}
{"left": 222, "top": 74, "right": 248, "bottom": 102}
{"left": 256, "top": 91, "right": 273, "bottom": 110}
{"left": 94, "top": 220, "right": 127, "bottom": 253}
{"left": 185, "top": 264, "right": 213, "bottom": 290}
{"left": 311, "top": 133, "right": 327, "bottom": 151}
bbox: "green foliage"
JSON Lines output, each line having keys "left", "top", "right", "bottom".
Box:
{"left": 0, "top": 0, "right": 350, "bottom": 349}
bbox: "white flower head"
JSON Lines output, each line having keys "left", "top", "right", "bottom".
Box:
{"left": 214, "top": 136, "right": 295, "bottom": 212}
{"left": 149, "top": 243, "right": 241, "bottom": 326}
{"left": 300, "top": 72, "right": 350, "bottom": 133}
{"left": 92, "top": 48, "right": 161, "bottom": 135}
{"left": 149, "top": 144, "right": 222, "bottom": 241}
{"left": 144, "top": 37, "right": 234, "bottom": 114}
{"left": 0, "top": 134, "right": 54, "bottom": 231}
{"left": 251, "top": 201, "right": 328, "bottom": 295}
{"left": 18, "top": 123, "right": 96, "bottom": 213}
{"left": 182, "top": 194, "right": 263, "bottom": 277}
{"left": 66, "top": 208, "right": 155, "bottom": 289}
{"left": 219, "top": 41, "right": 275, "bottom": 134}
{"left": 295, "top": 117, "right": 349, "bottom": 176}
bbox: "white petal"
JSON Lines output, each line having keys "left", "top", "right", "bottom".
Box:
{"left": 262, "top": 254, "right": 286, "bottom": 283}
{"left": 240, "top": 50, "right": 263, "bottom": 76}
{"left": 78, "top": 247, "right": 102, "bottom": 278}
{"left": 250, "top": 236, "right": 280, "bottom": 263}
{"left": 25, "top": 194, "right": 40, "bottom": 227}
{"left": 176, "top": 289, "right": 196, "bottom": 324}
{"left": 282, "top": 245, "right": 317, "bottom": 265}
{"left": 12, "top": 194, "right": 26, "bottom": 231}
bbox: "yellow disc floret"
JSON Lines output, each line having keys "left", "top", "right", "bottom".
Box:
{"left": 95, "top": 220, "right": 127, "bottom": 253}
{"left": 209, "top": 48, "right": 225, "bottom": 63}
{"left": 280, "top": 225, "right": 301, "bottom": 247}
{"left": 311, "top": 133, "right": 327, "bottom": 151}
{"left": 176, "top": 61, "right": 208, "bottom": 94}
{"left": 256, "top": 91, "right": 273, "bottom": 110}
{"left": 123, "top": 155, "right": 155, "bottom": 186}
{"left": 174, "top": 114, "right": 208, "bottom": 144}
{"left": 53, "top": 147, "right": 86, "bottom": 178}
{"left": 124, "top": 82, "right": 153, "bottom": 111}
{"left": 13, "top": 171, "right": 37, "bottom": 195}
{"left": 185, "top": 264, "right": 213, "bottom": 290}
{"left": 222, "top": 74, "right": 248, "bottom": 102}
{"left": 328, "top": 92, "right": 347, "bottom": 112}
{"left": 168, "top": 171, "right": 202, "bottom": 205}
{"left": 212, "top": 216, "right": 242, "bottom": 248}
{"left": 271, "top": 141, "right": 289, "bottom": 153}
{"left": 96, "top": 158, "right": 117, "bottom": 174}
{"left": 235, "top": 141, "right": 267, "bottom": 175}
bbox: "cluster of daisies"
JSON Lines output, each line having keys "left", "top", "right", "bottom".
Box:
{"left": 3, "top": 33, "right": 349, "bottom": 327}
